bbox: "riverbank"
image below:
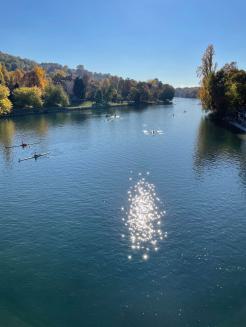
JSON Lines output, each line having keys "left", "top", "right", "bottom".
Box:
{"left": 209, "top": 113, "right": 246, "bottom": 133}
{"left": 0, "top": 100, "right": 172, "bottom": 119}
{"left": 226, "top": 118, "right": 246, "bottom": 133}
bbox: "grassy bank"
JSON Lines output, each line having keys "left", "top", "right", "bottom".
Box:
{"left": 0, "top": 101, "right": 130, "bottom": 118}
{"left": 0, "top": 100, "right": 172, "bottom": 119}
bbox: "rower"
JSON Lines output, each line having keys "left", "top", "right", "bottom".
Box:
{"left": 21, "top": 141, "right": 28, "bottom": 148}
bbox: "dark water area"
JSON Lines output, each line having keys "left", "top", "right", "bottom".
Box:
{"left": 0, "top": 98, "right": 246, "bottom": 327}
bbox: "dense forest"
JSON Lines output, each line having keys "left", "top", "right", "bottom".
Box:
{"left": 175, "top": 87, "right": 199, "bottom": 98}
{"left": 0, "top": 52, "right": 175, "bottom": 116}
{"left": 198, "top": 45, "right": 246, "bottom": 117}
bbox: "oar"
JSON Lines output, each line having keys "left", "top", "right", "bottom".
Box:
{"left": 18, "top": 156, "right": 35, "bottom": 163}
{"left": 5, "top": 145, "right": 22, "bottom": 149}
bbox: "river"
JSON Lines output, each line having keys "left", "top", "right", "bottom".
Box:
{"left": 0, "top": 98, "right": 246, "bottom": 327}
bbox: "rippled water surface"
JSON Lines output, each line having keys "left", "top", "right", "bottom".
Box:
{"left": 0, "top": 98, "right": 246, "bottom": 327}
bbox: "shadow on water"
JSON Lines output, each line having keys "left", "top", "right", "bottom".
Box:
{"left": 194, "top": 116, "right": 246, "bottom": 183}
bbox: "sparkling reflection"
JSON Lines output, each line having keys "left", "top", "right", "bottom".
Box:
{"left": 123, "top": 176, "right": 166, "bottom": 260}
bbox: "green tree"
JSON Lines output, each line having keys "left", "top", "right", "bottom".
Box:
{"left": 129, "top": 87, "right": 140, "bottom": 103}
{"left": 73, "top": 77, "right": 86, "bottom": 100}
{"left": 104, "top": 85, "right": 115, "bottom": 103}
{"left": 225, "top": 69, "right": 246, "bottom": 112}
{"left": 198, "top": 45, "right": 246, "bottom": 116}
{"left": 13, "top": 87, "right": 43, "bottom": 109}
{"left": 43, "top": 84, "right": 69, "bottom": 107}
{"left": 0, "top": 85, "right": 12, "bottom": 115}
{"left": 95, "top": 89, "right": 103, "bottom": 104}
{"left": 159, "top": 84, "right": 175, "bottom": 102}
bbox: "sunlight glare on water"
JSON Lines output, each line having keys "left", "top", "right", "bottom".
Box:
{"left": 123, "top": 175, "right": 166, "bottom": 260}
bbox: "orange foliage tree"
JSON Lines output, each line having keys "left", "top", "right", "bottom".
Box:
{"left": 22, "top": 66, "right": 47, "bottom": 90}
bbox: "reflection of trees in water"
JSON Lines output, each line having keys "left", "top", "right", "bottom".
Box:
{"left": 13, "top": 115, "right": 49, "bottom": 136}
{"left": 0, "top": 104, "right": 174, "bottom": 162}
{"left": 0, "top": 120, "right": 15, "bottom": 148}
{"left": 0, "top": 111, "right": 95, "bottom": 161}
{"left": 237, "top": 134, "right": 246, "bottom": 183}
{"left": 0, "top": 120, "right": 16, "bottom": 162}
{"left": 194, "top": 117, "right": 246, "bottom": 183}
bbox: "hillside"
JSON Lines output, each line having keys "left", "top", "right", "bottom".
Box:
{"left": 175, "top": 87, "right": 199, "bottom": 98}
{"left": 0, "top": 51, "right": 176, "bottom": 116}
{"left": 0, "top": 51, "right": 112, "bottom": 81}
{"left": 0, "top": 51, "right": 37, "bottom": 71}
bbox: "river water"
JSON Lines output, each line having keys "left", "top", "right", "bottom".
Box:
{"left": 0, "top": 98, "right": 246, "bottom": 327}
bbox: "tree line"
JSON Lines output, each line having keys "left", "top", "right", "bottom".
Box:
{"left": 198, "top": 45, "right": 246, "bottom": 117}
{"left": 175, "top": 87, "right": 199, "bottom": 98}
{"left": 0, "top": 52, "right": 175, "bottom": 115}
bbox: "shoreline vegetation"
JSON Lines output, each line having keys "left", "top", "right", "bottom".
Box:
{"left": 198, "top": 45, "right": 246, "bottom": 133}
{"left": 175, "top": 87, "right": 199, "bottom": 99}
{"left": 0, "top": 99, "right": 173, "bottom": 119}
{"left": 0, "top": 51, "right": 175, "bottom": 118}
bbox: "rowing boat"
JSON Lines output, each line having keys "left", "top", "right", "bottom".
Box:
{"left": 5, "top": 142, "right": 40, "bottom": 149}
{"left": 18, "top": 152, "right": 49, "bottom": 163}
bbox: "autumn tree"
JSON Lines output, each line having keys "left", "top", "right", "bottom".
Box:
{"left": 86, "top": 80, "right": 99, "bottom": 101}
{"left": 52, "top": 69, "right": 67, "bottom": 85}
{"left": 0, "top": 64, "right": 10, "bottom": 85}
{"left": 197, "top": 45, "right": 217, "bottom": 79}
{"left": 122, "top": 79, "right": 137, "bottom": 100}
{"left": 198, "top": 45, "right": 246, "bottom": 116}
{"left": 198, "top": 45, "right": 218, "bottom": 111}
{"left": 13, "top": 87, "right": 43, "bottom": 108}
{"left": 0, "top": 85, "right": 12, "bottom": 115}
{"left": 129, "top": 87, "right": 140, "bottom": 103}
{"left": 8, "top": 69, "right": 24, "bottom": 90}
{"left": 0, "top": 65, "right": 5, "bottom": 84}
{"left": 22, "top": 66, "right": 47, "bottom": 90}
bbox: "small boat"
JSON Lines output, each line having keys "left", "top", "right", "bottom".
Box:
{"left": 106, "top": 114, "right": 120, "bottom": 121}
{"left": 5, "top": 141, "right": 40, "bottom": 149}
{"left": 143, "top": 129, "right": 164, "bottom": 136}
{"left": 18, "top": 152, "right": 49, "bottom": 163}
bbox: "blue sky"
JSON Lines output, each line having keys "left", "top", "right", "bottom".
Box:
{"left": 1, "top": 0, "right": 246, "bottom": 86}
